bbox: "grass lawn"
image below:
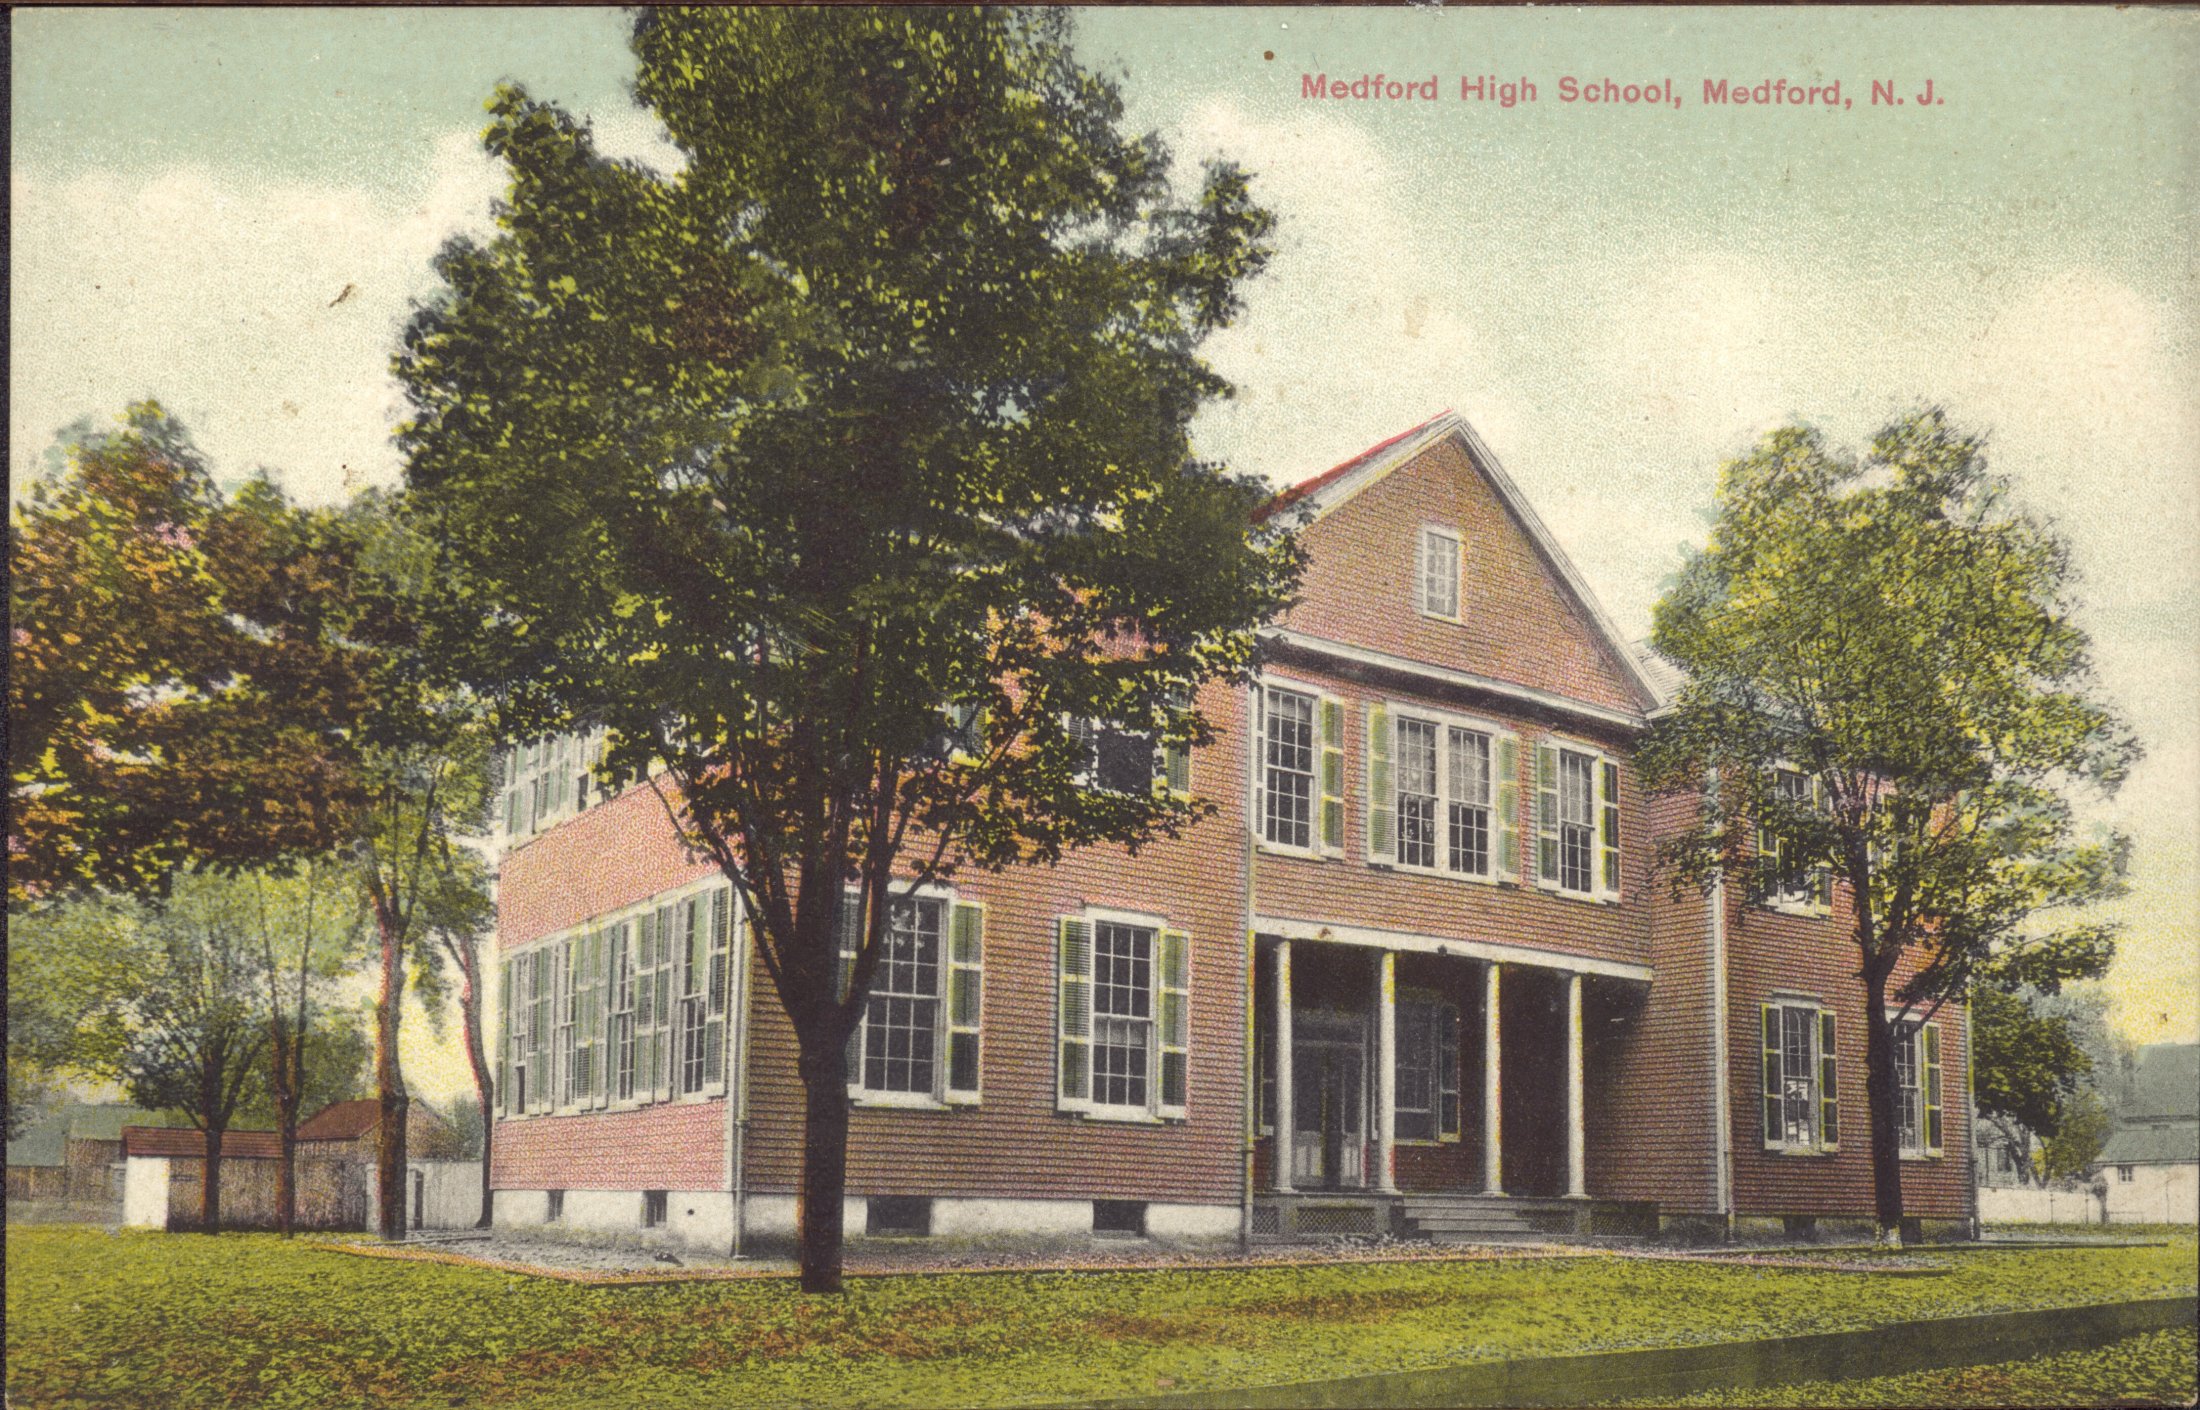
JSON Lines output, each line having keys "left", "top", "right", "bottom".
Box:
{"left": 6, "top": 1225, "right": 2195, "bottom": 1410}
{"left": 1603, "top": 1326, "right": 2199, "bottom": 1407}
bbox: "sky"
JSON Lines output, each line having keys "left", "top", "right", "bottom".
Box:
{"left": 13, "top": 7, "right": 2197, "bottom": 1100}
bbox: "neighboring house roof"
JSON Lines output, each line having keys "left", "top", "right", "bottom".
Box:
{"left": 1631, "top": 639, "right": 1688, "bottom": 709}
{"left": 7, "top": 1103, "right": 171, "bottom": 1168}
{"left": 296, "top": 1099, "right": 382, "bottom": 1142}
{"left": 121, "top": 1126, "right": 285, "bottom": 1160}
{"left": 2121, "top": 1043, "right": 2199, "bottom": 1122}
{"left": 1255, "top": 410, "right": 1665, "bottom": 713}
{"left": 2099, "top": 1121, "right": 2200, "bottom": 1167}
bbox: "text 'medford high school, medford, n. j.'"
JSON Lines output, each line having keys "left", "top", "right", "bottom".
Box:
{"left": 1301, "top": 73, "right": 1938, "bottom": 112}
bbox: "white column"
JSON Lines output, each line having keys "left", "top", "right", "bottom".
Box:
{"left": 1273, "top": 939, "right": 1295, "bottom": 1193}
{"left": 1566, "top": 971, "right": 1588, "bottom": 1199}
{"left": 1374, "top": 949, "right": 1397, "bottom": 1193}
{"left": 1482, "top": 961, "right": 1503, "bottom": 1195}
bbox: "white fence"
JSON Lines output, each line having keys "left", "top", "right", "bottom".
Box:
{"left": 378, "top": 1159, "right": 484, "bottom": 1231}
{"left": 1978, "top": 1184, "right": 2105, "bottom": 1225}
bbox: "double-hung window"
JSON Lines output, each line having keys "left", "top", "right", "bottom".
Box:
{"left": 1369, "top": 706, "right": 1514, "bottom": 880}
{"left": 1394, "top": 998, "right": 1462, "bottom": 1143}
{"left": 1760, "top": 768, "right": 1834, "bottom": 915}
{"left": 1418, "top": 527, "right": 1461, "bottom": 620}
{"left": 610, "top": 920, "right": 637, "bottom": 1101}
{"left": 1535, "top": 741, "right": 1621, "bottom": 900}
{"left": 1070, "top": 701, "right": 1190, "bottom": 800}
{"left": 1760, "top": 1001, "right": 1839, "bottom": 1152}
{"left": 1892, "top": 1017, "right": 1944, "bottom": 1157}
{"left": 1057, "top": 912, "right": 1191, "bottom": 1120}
{"left": 839, "top": 890, "right": 985, "bottom": 1105}
{"left": 1259, "top": 687, "right": 1317, "bottom": 851}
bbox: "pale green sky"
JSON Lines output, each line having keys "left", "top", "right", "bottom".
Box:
{"left": 13, "top": 7, "right": 2197, "bottom": 1097}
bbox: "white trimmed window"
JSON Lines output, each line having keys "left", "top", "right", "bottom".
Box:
{"left": 1069, "top": 715, "right": 1189, "bottom": 799}
{"left": 1893, "top": 1018, "right": 1944, "bottom": 1157}
{"left": 1257, "top": 686, "right": 1317, "bottom": 851}
{"left": 1368, "top": 706, "right": 1517, "bottom": 881}
{"left": 497, "top": 727, "right": 620, "bottom": 845}
{"left": 1760, "top": 1001, "right": 1838, "bottom": 1152}
{"left": 838, "top": 890, "right": 985, "bottom": 1106}
{"left": 1760, "top": 767, "right": 1834, "bottom": 915}
{"left": 1418, "top": 527, "right": 1461, "bottom": 620}
{"left": 1394, "top": 998, "right": 1462, "bottom": 1143}
{"left": 1535, "top": 741, "right": 1621, "bottom": 900}
{"left": 1056, "top": 912, "right": 1190, "bottom": 1121}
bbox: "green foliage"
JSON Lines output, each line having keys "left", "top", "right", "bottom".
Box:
{"left": 8, "top": 406, "right": 371, "bottom": 902}
{"left": 395, "top": 7, "right": 1298, "bottom": 1285}
{"left": 1971, "top": 986, "right": 2092, "bottom": 1144}
{"left": 2039, "top": 1088, "right": 2114, "bottom": 1182}
{"left": 5, "top": 1227, "right": 2195, "bottom": 1409}
{"left": 1637, "top": 410, "right": 2140, "bottom": 1228}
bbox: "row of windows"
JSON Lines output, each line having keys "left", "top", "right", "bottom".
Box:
{"left": 1761, "top": 1000, "right": 1943, "bottom": 1157}
{"left": 1255, "top": 683, "right": 1621, "bottom": 902}
{"left": 497, "top": 729, "right": 636, "bottom": 844}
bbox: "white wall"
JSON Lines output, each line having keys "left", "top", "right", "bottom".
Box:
{"left": 2104, "top": 1162, "right": 2199, "bottom": 1224}
{"left": 121, "top": 1157, "right": 169, "bottom": 1228}
{"left": 412, "top": 1161, "right": 485, "bottom": 1230}
{"left": 1978, "top": 1184, "right": 2103, "bottom": 1226}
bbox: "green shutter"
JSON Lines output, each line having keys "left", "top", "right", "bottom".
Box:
{"left": 1599, "top": 759, "right": 1622, "bottom": 897}
{"left": 1494, "top": 734, "right": 1521, "bottom": 883}
{"left": 1762, "top": 1004, "right": 1783, "bottom": 1147}
{"left": 1923, "top": 1024, "right": 1943, "bottom": 1154}
{"left": 1366, "top": 703, "right": 1395, "bottom": 864}
{"left": 1319, "top": 697, "right": 1346, "bottom": 853}
{"left": 1158, "top": 929, "right": 1190, "bottom": 1115}
{"left": 838, "top": 889, "right": 864, "bottom": 1083}
{"left": 1818, "top": 1011, "right": 1839, "bottom": 1149}
{"left": 705, "top": 888, "right": 731, "bottom": 1095}
{"left": 946, "top": 901, "right": 985, "bottom": 1101}
{"left": 1536, "top": 744, "right": 1561, "bottom": 886}
{"left": 497, "top": 958, "right": 512, "bottom": 1117}
{"left": 1057, "top": 917, "right": 1093, "bottom": 1108}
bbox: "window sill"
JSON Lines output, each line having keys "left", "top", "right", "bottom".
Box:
{"left": 1070, "top": 1107, "right": 1173, "bottom": 1126}
{"left": 1900, "top": 1151, "right": 1944, "bottom": 1163}
{"left": 1539, "top": 885, "right": 1617, "bottom": 906}
{"left": 1761, "top": 900, "right": 1833, "bottom": 920}
{"left": 1763, "top": 1145, "right": 1838, "bottom": 1157}
{"left": 1416, "top": 608, "right": 1462, "bottom": 626}
{"left": 847, "top": 1090, "right": 956, "bottom": 1111}
{"left": 1257, "top": 841, "right": 1330, "bottom": 862}
{"left": 1394, "top": 1137, "right": 1460, "bottom": 1148}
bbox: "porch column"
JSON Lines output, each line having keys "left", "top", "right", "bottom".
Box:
{"left": 1565, "top": 971, "right": 1588, "bottom": 1199}
{"left": 1482, "top": 961, "right": 1503, "bottom": 1195}
{"left": 1373, "top": 949, "right": 1397, "bottom": 1193}
{"left": 1273, "top": 939, "right": 1295, "bottom": 1193}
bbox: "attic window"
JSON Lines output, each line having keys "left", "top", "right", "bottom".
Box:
{"left": 1419, "top": 527, "right": 1460, "bottom": 620}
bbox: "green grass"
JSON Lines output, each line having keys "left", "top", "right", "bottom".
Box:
{"left": 6, "top": 1226, "right": 2195, "bottom": 1409}
{"left": 1604, "top": 1326, "right": 2199, "bottom": 1406}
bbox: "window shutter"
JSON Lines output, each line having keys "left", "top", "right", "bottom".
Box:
{"left": 531, "top": 950, "right": 550, "bottom": 1116}
{"left": 1808, "top": 779, "right": 1833, "bottom": 913}
{"left": 1536, "top": 743, "right": 1561, "bottom": 888}
{"left": 636, "top": 910, "right": 660, "bottom": 1103}
{"left": 655, "top": 904, "right": 676, "bottom": 1103}
{"left": 497, "top": 958, "right": 512, "bottom": 1117}
{"left": 1318, "top": 698, "right": 1346, "bottom": 853}
{"left": 1494, "top": 734, "right": 1521, "bottom": 883}
{"left": 557, "top": 938, "right": 575, "bottom": 1109}
{"left": 595, "top": 924, "right": 615, "bottom": 1110}
{"left": 1818, "top": 1010, "right": 1839, "bottom": 1149}
{"left": 1923, "top": 1024, "right": 1943, "bottom": 1154}
{"left": 1438, "top": 1004, "right": 1462, "bottom": 1140}
{"left": 1056, "top": 917, "right": 1093, "bottom": 1109}
{"left": 705, "top": 888, "right": 731, "bottom": 1094}
{"left": 946, "top": 901, "right": 985, "bottom": 1102}
{"left": 838, "top": 889, "right": 864, "bottom": 1081}
{"left": 1158, "top": 929, "right": 1191, "bottom": 1117}
{"left": 1599, "top": 759, "right": 1622, "bottom": 899}
{"left": 1366, "top": 703, "right": 1395, "bottom": 865}
{"left": 1761, "top": 1004, "right": 1782, "bottom": 1147}
{"left": 573, "top": 931, "right": 594, "bottom": 1103}
{"left": 1249, "top": 688, "right": 1266, "bottom": 843}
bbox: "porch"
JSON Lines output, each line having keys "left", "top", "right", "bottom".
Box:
{"left": 1248, "top": 921, "right": 1655, "bottom": 1240}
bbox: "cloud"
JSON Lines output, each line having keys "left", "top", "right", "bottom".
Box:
{"left": 10, "top": 129, "right": 506, "bottom": 503}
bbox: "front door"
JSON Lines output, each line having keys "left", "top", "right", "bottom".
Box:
{"left": 1291, "top": 1011, "right": 1366, "bottom": 1189}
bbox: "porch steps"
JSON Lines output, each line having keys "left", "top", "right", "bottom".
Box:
{"left": 1397, "top": 1194, "right": 1581, "bottom": 1244}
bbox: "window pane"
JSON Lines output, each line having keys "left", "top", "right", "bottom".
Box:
{"left": 1422, "top": 531, "right": 1459, "bottom": 617}
{"left": 1096, "top": 724, "right": 1156, "bottom": 794}
{"left": 1396, "top": 719, "right": 1438, "bottom": 868}
{"left": 1781, "top": 1006, "right": 1817, "bottom": 1146}
{"left": 863, "top": 898, "right": 942, "bottom": 1093}
{"left": 1263, "top": 690, "right": 1315, "bottom": 849}
{"left": 1093, "top": 923, "right": 1154, "bottom": 1108}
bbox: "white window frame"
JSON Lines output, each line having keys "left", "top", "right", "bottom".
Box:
{"left": 1890, "top": 1013, "right": 1944, "bottom": 1159}
{"left": 842, "top": 884, "right": 984, "bottom": 1111}
{"left": 1760, "top": 995, "right": 1839, "bottom": 1155}
{"left": 1417, "top": 525, "right": 1462, "bottom": 622}
{"left": 1393, "top": 991, "right": 1462, "bottom": 1146}
{"left": 1535, "top": 734, "right": 1622, "bottom": 903}
{"left": 1060, "top": 905, "right": 1189, "bottom": 1124}
{"left": 1762, "top": 765, "right": 1834, "bottom": 917}
{"left": 1385, "top": 705, "right": 1503, "bottom": 883}
{"left": 1255, "top": 681, "right": 1324, "bottom": 858}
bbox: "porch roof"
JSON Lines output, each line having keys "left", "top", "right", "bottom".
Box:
{"left": 1251, "top": 914, "right": 1653, "bottom": 984}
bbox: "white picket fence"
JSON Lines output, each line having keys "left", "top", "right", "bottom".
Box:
{"left": 1977, "top": 1184, "right": 2104, "bottom": 1225}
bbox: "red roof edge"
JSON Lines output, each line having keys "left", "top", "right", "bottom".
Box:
{"left": 1252, "top": 410, "right": 1455, "bottom": 523}
{"left": 122, "top": 1126, "right": 285, "bottom": 1160}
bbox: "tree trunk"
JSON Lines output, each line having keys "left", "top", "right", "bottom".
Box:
{"left": 796, "top": 1039, "right": 851, "bottom": 1294}
{"left": 202, "top": 1122, "right": 224, "bottom": 1234}
{"left": 374, "top": 911, "right": 410, "bottom": 1240}
{"left": 1861, "top": 972, "right": 1906, "bottom": 1246}
{"left": 275, "top": 1121, "right": 296, "bottom": 1236}
{"left": 457, "top": 958, "right": 495, "bottom": 1229}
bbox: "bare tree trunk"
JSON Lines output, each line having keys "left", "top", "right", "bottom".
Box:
{"left": 1862, "top": 970, "right": 1906, "bottom": 1246}
{"left": 374, "top": 910, "right": 410, "bottom": 1241}
{"left": 270, "top": 1022, "right": 299, "bottom": 1236}
{"left": 455, "top": 953, "right": 495, "bottom": 1228}
{"left": 796, "top": 1039, "right": 851, "bottom": 1294}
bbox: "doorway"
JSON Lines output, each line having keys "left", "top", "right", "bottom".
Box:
{"left": 1291, "top": 1009, "right": 1367, "bottom": 1189}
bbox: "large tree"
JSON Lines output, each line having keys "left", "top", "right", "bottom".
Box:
{"left": 1640, "top": 410, "right": 2139, "bottom": 1243}
{"left": 8, "top": 406, "right": 366, "bottom": 902}
{"left": 397, "top": 8, "right": 1297, "bottom": 1291}
{"left": 1969, "top": 983, "right": 2108, "bottom": 1184}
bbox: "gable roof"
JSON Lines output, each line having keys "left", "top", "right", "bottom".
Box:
{"left": 297, "top": 1099, "right": 382, "bottom": 1142}
{"left": 1258, "top": 410, "right": 1664, "bottom": 712}
{"left": 122, "top": 1126, "right": 285, "bottom": 1160}
{"left": 2099, "top": 1121, "right": 2199, "bottom": 1167}
{"left": 2121, "top": 1044, "right": 2200, "bottom": 1122}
